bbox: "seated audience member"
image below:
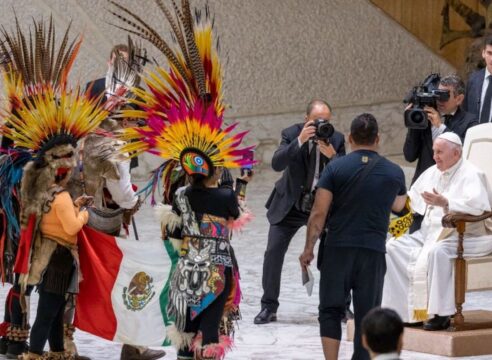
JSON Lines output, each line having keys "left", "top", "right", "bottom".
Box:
{"left": 362, "top": 307, "right": 404, "bottom": 360}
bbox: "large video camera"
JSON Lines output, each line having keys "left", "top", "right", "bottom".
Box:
{"left": 311, "top": 118, "right": 335, "bottom": 141}
{"left": 403, "top": 74, "right": 450, "bottom": 130}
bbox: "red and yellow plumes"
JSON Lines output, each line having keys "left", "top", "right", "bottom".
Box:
{"left": 119, "top": 101, "right": 254, "bottom": 176}
{"left": 1, "top": 84, "right": 108, "bottom": 155}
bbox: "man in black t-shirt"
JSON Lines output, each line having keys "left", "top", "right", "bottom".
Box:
{"left": 300, "top": 113, "right": 407, "bottom": 360}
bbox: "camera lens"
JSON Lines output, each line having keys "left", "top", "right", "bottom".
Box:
{"left": 410, "top": 111, "right": 425, "bottom": 124}
{"left": 404, "top": 108, "right": 428, "bottom": 130}
{"left": 318, "top": 123, "right": 334, "bottom": 138}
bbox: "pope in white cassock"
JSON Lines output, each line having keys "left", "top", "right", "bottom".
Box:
{"left": 382, "top": 132, "right": 492, "bottom": 331}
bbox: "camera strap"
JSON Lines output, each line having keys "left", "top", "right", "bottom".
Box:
{"left": 335, "top": 154, "right": 381, "bottom": 211}
{"left": 317, "top": 154, "right": 381, "bottom": 270}
{"left": 304, "top": 141, "right": 318, "bottom": 192}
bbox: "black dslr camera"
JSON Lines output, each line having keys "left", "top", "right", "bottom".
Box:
{"left": 403, "top": 74, "right": 450, "bottom": 130}
{"left": 312, "top": 119, "right": 335, "bottom": 141}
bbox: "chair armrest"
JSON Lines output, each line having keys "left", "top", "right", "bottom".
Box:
{"left": 442, "top": 211, "right": 492, "bottom": 228}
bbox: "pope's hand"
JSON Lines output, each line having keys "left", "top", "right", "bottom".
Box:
{"left": 422, "top": 188, "right": 448, "bottom": 208}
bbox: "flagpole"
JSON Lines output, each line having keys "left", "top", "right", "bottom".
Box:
{"left": 132, "top": 216, "right": 139, "bottom": 241}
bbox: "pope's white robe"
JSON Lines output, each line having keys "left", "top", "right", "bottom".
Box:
{"left": 382, "top": 159, "right": 492, "bottom": 322}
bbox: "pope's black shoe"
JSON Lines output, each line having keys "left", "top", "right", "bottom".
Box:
{"left": 423, "top": 315, "right": 450, "bottom": 331}
{"left": 254, "top": 308, "right": 277, "bottom": 325}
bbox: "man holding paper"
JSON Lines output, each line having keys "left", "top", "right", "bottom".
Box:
{"left": 300, "top": 113, "right": 407, "bottom": 360}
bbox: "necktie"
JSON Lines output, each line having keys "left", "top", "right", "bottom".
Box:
{"left": 305, "top": 141, "right": 317, "bottom": 192}
{"left": 444, "top": 114, "right": 452, "bottom": 127}
{"left": 480, "top": 75, "right": 492, "bottom": 124}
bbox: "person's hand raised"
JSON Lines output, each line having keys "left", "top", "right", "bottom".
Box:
{"left": 298, "top": 120, "right": 316, "bottom": 145}
{"left": 424, "top": 106, "right": 443, "bottom": 128}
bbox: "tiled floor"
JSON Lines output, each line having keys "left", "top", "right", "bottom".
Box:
{"left": 2, "top": 168, "right": 492, "bottom": 359}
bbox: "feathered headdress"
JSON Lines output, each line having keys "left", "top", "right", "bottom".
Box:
{"left": 0, "top": 16, "right": 83, "bottom": 98}
{"left": 0, "top": 17, "right": 108, "bottom": 226}
{"left": 109, "top": 0, "right": 254, "bottom": 202}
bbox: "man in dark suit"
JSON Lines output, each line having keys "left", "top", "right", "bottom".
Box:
{"left": 463, "top": 35, "right": 492, "bottom": 122}
{"left": 254, "top": 99, "right": 346, "bottom": 324}
{"left": 362, "top": 308, "right": 404, "bottom": 360}
{"left": 404, "top": 74, "right": 477, "bottom": 233}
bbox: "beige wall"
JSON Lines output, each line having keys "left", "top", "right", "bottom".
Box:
{"left": 0, "top": 0, "right": 455, "bottom": 175}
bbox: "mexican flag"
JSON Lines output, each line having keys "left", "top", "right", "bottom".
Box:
{"left": 74, "top": 226, "right": 176, "bottom": 346}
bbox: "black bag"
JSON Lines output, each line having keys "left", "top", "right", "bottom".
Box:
{"left": 317, "top": 155, "right": 381, "bottom": 270}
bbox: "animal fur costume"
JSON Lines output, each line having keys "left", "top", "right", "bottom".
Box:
{"left": 0, "top": 66, "right": 107, "bottom": 360}
{"left": 0, "top": 16, "right": 90, "bottom": 359}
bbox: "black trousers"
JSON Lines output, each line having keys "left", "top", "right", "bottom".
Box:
{"left": 261, "top": 207, "right": 309, "bottom": 312}
{"left": 29, "top": 289, "right": 67, "bottom": 355}
{"left": 178, "top": 269, "right": 232, "bottom": 358}
{"left": 261, "top": 208, "right": 352, "bottom": 313}
{"left": 319, "top": 247, "right": 386, "bottom": 360}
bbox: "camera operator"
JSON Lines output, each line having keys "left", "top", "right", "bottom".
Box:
{"left": 254, "top": 99, "right": 346, "bottom": 325}
{"left": 404, "top": 75, "right": 478, "bottom": 184}
{"left": 403, "top": 75, "right": 477, "bottom": 233}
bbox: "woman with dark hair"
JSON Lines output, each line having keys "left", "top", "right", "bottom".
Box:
{"left": 120, "top": 105, "right": 254, "bottom": 360}
{"left": 159, "top": 153, "right": 252, "bottom": 360}
{"left": 112, "top": 1, "right": 254, "bottom": 356}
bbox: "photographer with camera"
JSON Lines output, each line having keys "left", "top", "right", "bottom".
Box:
{"left": 254, "top": 99, "right": 345, "bottom": 325}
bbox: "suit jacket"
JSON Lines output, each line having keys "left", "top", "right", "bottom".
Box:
{"left": 463, "top": 68, "right": 485, "bottom": 120}
{"left": 403, "top": 107, "right": 478, "bottom": 184}
{"left": 265, "top": 123, "right": 345, "bottom": 225}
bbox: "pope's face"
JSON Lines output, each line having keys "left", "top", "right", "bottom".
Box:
{"left": 433, "top": 138, "right": 460, "bottom": 171}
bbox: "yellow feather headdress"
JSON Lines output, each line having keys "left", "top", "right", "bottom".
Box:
{"left": 0, "top": 16, "right": 107, "bottom": 159}
{"left": 109, "top": 0, "right": 254, "bottom": 187}
{"left": 1, "top": 85, "right": 108, "bottom": 159}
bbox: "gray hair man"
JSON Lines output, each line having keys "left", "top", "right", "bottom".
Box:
{"left": 383, "top": 132, "right": 492, "bottom": 331}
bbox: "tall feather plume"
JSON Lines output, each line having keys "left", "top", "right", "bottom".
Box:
{"left": 110, "top": 0, "right": 254, "bottom": 202}
{"left": 154, "top": 0, "right": 190, "bottom": 70}
{"left": 0, "top": 16, "right": 82, "bottom": 94}
{"left": 181, "top": 0, "right": 206, "bottom": 98}
{"left": 109, "top": 0, "right": 224, "bottom": 115}
{"left": 106, "top": 0, "right": 192, "bottom": 88}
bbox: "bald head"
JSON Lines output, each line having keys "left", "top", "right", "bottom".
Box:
{"left": 433, "top": 137, "right": 462, "bottom": 171}
{"left": 305, "top": 99, "right": 332, "bottom": 123}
